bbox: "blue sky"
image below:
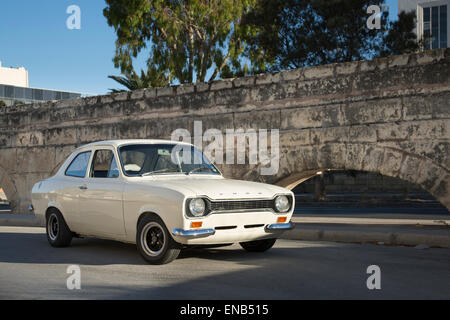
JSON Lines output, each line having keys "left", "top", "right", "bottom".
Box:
{"left": 0, "top": 0, "right": 398, "bottom": 96}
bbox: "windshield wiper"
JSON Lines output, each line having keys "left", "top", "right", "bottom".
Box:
{"left": 187, "top": 166, "right": 215, "bottom": 175}
{"left": 141, "top": 168, "right": 181, "bottom": 176}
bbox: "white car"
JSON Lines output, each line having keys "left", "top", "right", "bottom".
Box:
{"left": 31, "top": 140, "right": 294, "bottom": 264}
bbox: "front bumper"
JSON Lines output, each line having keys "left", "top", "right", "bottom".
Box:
{"left": 172, "top": 228, "right": 215, "bottom": 238}
{"left": 265, "top": 222, "right": 294, "bottom": 231}
{"left": 172, "top": 220, "right": 294, "bottom": 244}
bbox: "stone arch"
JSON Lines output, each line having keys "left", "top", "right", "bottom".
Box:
{"left": 0, "top": 164, "right": 18, "bottom": 212}
{"left": 244, "top": 143, "right": 449, "bottom": 210}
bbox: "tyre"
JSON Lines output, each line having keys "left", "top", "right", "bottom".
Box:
{"left": 46, "top": 208, "right": 72, "bottom": 247}
{"left": 137, "top": 214, "right": 181, "bottom": 264}
{"left": 240, "top": 238, "right": 277, "bottom": 252}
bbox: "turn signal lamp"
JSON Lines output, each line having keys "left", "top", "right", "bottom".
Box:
{"left": 191, "top": 221, "right": 203, "bottom": 229}
{"left": 277, "top": 217, "right": 287, "bottom": 223}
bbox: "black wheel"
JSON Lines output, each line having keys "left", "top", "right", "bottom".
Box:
{"left": 240, "top": 238, "right": 277, "bottom": 252}
{"left": 46, "top": 208, "right": 72, "bottom": 247}
{"left": 137, "top": 214, "right": 181, "bottom": 265}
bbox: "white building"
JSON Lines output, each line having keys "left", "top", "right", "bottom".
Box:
{"left": 399, "top": 0, "right": 449, "bottom": 49}
{"left": 0, "top": 60, "right": 81, "bottom": 106}
{"left": 0, "top": 61, "right": 29, "bottom": 87}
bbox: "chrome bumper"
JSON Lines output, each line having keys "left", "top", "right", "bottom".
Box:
{"left": 172, "top": 228, "right": 216, "bottom": 238}
{"left": 265, "top": 222, "right": 294, "bottom": 231}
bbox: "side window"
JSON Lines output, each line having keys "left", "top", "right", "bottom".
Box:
{"left": 90, "top": 150, "right": 119, "bottom": 178}
{"left": 65, "top": 152, "right": 91, "bottom": 178}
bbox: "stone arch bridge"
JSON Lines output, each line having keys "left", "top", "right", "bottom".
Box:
{"left": 0, "top": 49, "right": 449, "bottom": 213}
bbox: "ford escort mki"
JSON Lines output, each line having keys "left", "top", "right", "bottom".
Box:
{"left": 31, "top": 140, "right": 294, "bottom": 264}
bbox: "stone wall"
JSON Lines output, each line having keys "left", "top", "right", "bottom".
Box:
{"left": 0, "top": 48, "right": 449, "bottom": 213}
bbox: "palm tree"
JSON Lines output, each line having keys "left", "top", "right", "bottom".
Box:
{"left": 108, "top": 67, "right": 170, "bottom": 92}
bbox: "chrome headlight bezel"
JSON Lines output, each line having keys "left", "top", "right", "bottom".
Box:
{"left": 186, "top": 198, "right": 207, "bottom": 217}
{"left": 274, "top": 195, "right": 291, "bottom": 213}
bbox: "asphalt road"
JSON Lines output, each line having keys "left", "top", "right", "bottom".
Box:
{"left": 0, "top": 226, "right": 449, "bottom": 299}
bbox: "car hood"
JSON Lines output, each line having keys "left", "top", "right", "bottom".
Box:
{"left": 131, "top": 176, "right": 290, "bottom": 199}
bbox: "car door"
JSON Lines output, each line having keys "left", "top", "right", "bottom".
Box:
{"left": 59, "top": 150, "right": 92, "bottom": 231}
{"left": 78, "top": 147, "right": 126, "bottom": 237}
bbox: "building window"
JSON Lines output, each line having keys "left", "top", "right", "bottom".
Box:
{"left": 441, "top": 5, "right": 448, "bottom": 48}
{"left": 423, "top": 5, "right": 448, "bottom": 49}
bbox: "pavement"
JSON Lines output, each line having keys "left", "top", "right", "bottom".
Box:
{"left": 285, "top": 214, "right": 450, "bottom": 248}
{"left": 1, "top": 210, "right": 450, "bottom": 248}
{"left": 0, "top": 226, "right": 449, "bottom": 299}
{"left": 1, "top": 208, "right": 450, "bottom": 248}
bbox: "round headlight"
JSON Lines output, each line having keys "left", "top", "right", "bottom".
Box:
{"left": 188, "top": 198, "right": 206, "bottom": 217}
{"left": 274, "top": 195, "right": 290, "bottom": 213}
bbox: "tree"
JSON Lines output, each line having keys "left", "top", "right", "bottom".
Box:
{"left": 108, "top": 67, "right": 169, "bottom": 92}
{"left": 104, "top": 0, "right": 264, "bottom": 85}
{"left": 378, "top": 11, "right": 420, "bottom": 57}
{"left": 242, "top": 0, "right": 418, "bottom": 71}
{"left": 0, "top": 100, "right": 6, "bottom": 107}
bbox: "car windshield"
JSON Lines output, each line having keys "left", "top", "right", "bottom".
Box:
{"left": 118, "top": 144, "right": 220, "bottom": 177}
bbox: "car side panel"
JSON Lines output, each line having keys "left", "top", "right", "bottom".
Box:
{"left": 122, "top": 184, "right": 185, "bottom": 243}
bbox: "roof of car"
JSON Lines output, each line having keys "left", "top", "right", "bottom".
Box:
{"left": 76, "top": 139, "right": 193, "bottom": 150}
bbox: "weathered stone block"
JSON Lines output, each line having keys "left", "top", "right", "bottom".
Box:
{"left": 348, "top": 125, "right": 377, "bottom": 143}
{"left": 210, "top": 79, "right": 233, "bottom": 91}
{"left": 117, "top": 120, "right": 147, "bottom": 139}
{"left": 361, "top": 146, "right": 384, "bottom": 173}
{"left": 17, "top": 147, "right": 55, "bottom": 173}
{"left": 281, "top": 104, "right": 342, "bottom": 130}
{"left": 343, "top": 98, "right": 402, "bottom": 125}
{"left": 304, "top": 64, "right": 334, "bottom": 79}
{"left": 15, "top": 131, "right": 44, "bottom": 147}
{"left": 379, "top": 149, "right": 403, "bottom": 177}
{"left": 416, "top": 162, "right": 447, "bottom": 192}
{"left": 233, "top": 76, "right": 256, "bottom": 88}
{"left": 255, "top": 72, "right": 281, "bottom": 85}
{"left": 310, "top": 126, "right": 349, "bottom": 145}
{"left": 279, "top": 130, "right": 310, "bottom": 147}
{"left": 398, "top": 155, "right": 423, "bottom": 184}
{"left": 234, "top": 110, "right": 281, "bottom": 130}
{"left": 280, "top": 69, "right": 303, "bottom": 82}
{"left": 0, "top": 132, "right": 11, "bottom": 148}
{"left": 215, "top": 87, "right": 252, "bottom": 106}
{"left": 317, "top": 143, "right": 347, "bottom": 169}
{"left": 147, "top": 116, "right": 191, "bottom": 139}
{"left": 0, "top": 148, "right": 17, "bottom": 174}
{"left": 112, "top": 91, "right": 129, "bottom": 101}
{"left": 388, "top": 54, "right": 409, "bottom": 68}
{"left": 130, "top": 89, "right": 145, "bottom": 100}
{"left": 346, "top": 144, "right": 367, "bottom": 171}
{"left": 44, "top": 127, "right": 77, "bottom": 146}
{"left": 177, "top": 83, "right": 195, "bottom": 95}
{"left": 402, "top": 95, "right": 433, "bottom": 120}
{"left": 77, "top": 124, "right": 116, "bottom": 144}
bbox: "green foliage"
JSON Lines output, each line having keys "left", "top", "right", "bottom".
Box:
{"left": 108, "top": 67, "right": 169, "bottom": 92}
{"left": 242, "top": 0, "right": 418, "bottom": 71}
{"left": 104, "top": 0, "right": 263, "bottom": 85}
{"left": 378, "top": 10, "right": 420, "bottom": 57}
{"left": 0, "top": 100, "right": 6, "bottom": 107}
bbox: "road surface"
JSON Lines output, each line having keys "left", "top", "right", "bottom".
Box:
{"left": 0, "top": 226, "right": 449, "bottom": 299}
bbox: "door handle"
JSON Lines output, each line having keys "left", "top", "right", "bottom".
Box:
{"left": 79, "top": 185, "right": 88, "bottom": 190}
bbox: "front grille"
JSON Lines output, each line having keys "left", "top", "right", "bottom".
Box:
{"left": 207, "top": 199, "right": 274, "bottom": 213}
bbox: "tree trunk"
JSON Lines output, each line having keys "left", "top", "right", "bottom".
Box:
{"left": 314, "top": 173, "right": 326, "bottom": 201}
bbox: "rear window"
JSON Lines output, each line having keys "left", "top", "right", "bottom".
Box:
{"left": 65, "top": 151, "right": 91, "bottom": 178}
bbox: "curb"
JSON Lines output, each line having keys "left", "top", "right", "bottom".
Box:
{"left": 281, "top": 225, "right": 450, "bottom": 249}
{"left": 0, "top": 216, "right": 43, "bottom": 228}
{"left": 1, "top": 216, "right": 449, "bottom": 249}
